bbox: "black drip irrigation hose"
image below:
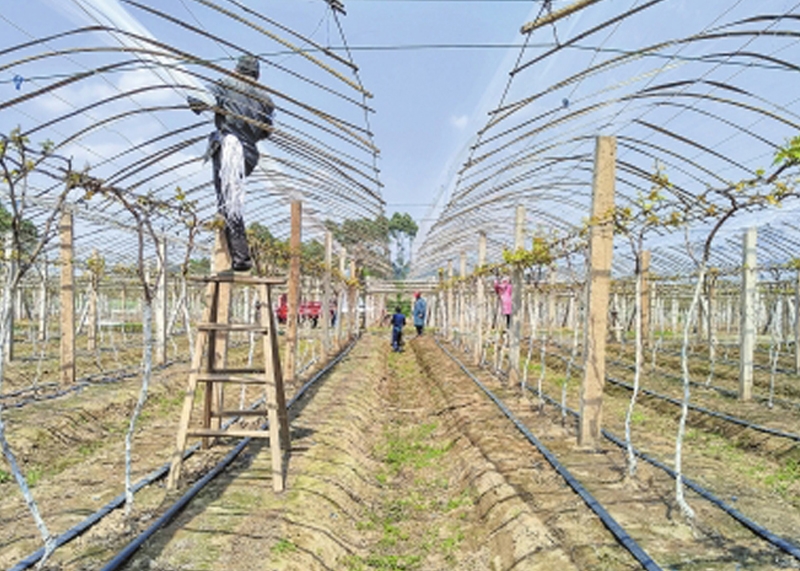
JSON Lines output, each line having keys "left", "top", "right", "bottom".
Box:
{"left": 606, "top": 376, "right": 800, "bottom": 443}
{"left": 434, "top": 338, "right": 662, "bottom": 571}
{"left": 9, "top": 444, "right": 200, "bottom": 571}
{"left": 534, "top": 391, "right": 800, "bottom": 562}
{"left": 1, "top": 361, "right": 178, "bottom": 410}
{"left": 98, "top": 336, "right": 359, "bottom": 571}
{"left": 11, "top": 340, "right": 355, "bottom": 571}
{"left": 545, "top": 345, "right": 800, "bottom": 443}
{"left": 550, "top": 338, "right": 800, "bottom": 410}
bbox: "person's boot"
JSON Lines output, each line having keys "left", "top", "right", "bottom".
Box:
{"left": 227, "top": 227, "right": 252, "bottom": 272}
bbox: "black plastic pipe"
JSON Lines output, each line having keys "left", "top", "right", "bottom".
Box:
{"left": 436, "top": 339, "right": 662, "bottom": 571}
{"left": 536, "top": 391, "right": 800, "bottom": 562}
{"left": 98, "top": 337, "right": 358, "bottom": 571}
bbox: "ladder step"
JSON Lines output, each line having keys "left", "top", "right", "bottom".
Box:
{"left": 197, "top": 373, "right": 266, "bottom": 384}
{"left": 187, "top": 428, "right": 271, "bottom": 439}
{"left": 218, "top": 367, "right": 266, "bottom": 375}
{"left": 189, "top": 273, "right": 286, "bottom": 286}
{"left": 211, "top": 410, "right": 266, "bottom": 418}
{"left": 197, "top": 323, "right": 270, "bottom": 333}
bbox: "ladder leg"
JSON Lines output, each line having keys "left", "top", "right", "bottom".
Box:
{"left": 168, "top": 326, "right": 210, "bottom": 489}
{"left": 168, "top": 280, "right": 217, "bottom": 488}
{"left": 262, "top": 284, "right": 287, "bottom": 492}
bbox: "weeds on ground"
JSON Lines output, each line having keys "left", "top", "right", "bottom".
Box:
{"left": 271, "top": 538, "right": 297, "bottom": 556}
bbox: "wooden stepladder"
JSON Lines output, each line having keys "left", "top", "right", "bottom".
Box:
{"left": 167, "top": 271, "right": 291, "bottom": 492}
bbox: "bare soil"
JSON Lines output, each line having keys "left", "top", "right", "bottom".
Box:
{"left": 1, "top": 330, "right": 799, "bottom": 570}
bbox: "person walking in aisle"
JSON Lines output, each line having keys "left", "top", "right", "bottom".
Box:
{"left": 390, "top": 306, "right": 406, "bottom": 352}
{"left": 412, "top": 291, "right": 427, "bottom": 336}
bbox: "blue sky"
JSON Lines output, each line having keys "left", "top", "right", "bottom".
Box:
{"left": 1, "top": 0, "right": 540, "bottom": 239}
{"left": 3, "top": 1, "right": 800, "bottom": 275}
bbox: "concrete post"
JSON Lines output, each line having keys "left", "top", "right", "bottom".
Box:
{"left": 156, "top": 238, "right": 168, "bottom": 364}
{"left": 639, "top": 250, "right": 651, "bottom": 348}
{"left": 59, "top": 210, "right": 75, "bottom": 384}
{"left": 285, "top": 200, "right": 301, "bottom": 382}
{"left": 2, "top": 233, "right": 14, "bottom": 364}
{"left": 579, "top": 136, "right": 616, "bottom": 447}
{"left": 740, "top": 227, "right": 757, "bottom": 402}
{"left": 446, "top": 260, "right": 454, "bottom": 341}
{"left": 38, "top": 258, "right": 48, "bottom": 342}
{"left": 474, "top": 231, "right": 487, "bottom": 365}
{"left": 510, "top": 204, "right": 525, "bottom": 383}
{"left": 322, "top": 230, "right": 333, "bottom": 357}
{"left": 795, "top": 271, "right": 800, "bottom": 374}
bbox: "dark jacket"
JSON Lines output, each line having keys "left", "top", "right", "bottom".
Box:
{"left": 189, "top": 77, "right": 274, "bottom": 175}
{"left": 391, "top": 312, "right": 406, "bottom": 330}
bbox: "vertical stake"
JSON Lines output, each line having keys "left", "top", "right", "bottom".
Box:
{"left": 285, "top": 201, "right": 302, "bottom": 383}
{"left": 510, "top": 204, "right": 525, "bottom": 383}
{"left": 446, "top": 260, "right": 454, "bottom": 341}
{"left": 156, "top": 238, "right": 168, "bottom": 365}
{"left": 59, "top": 209, "right": 75, "bottom": 384}
{"left": 579, "top": 136, "right": 616, "bottom": 447}
{"left": 740, "top": 227, "right": 757, "bottom": 402}
{"left": 474, "top": 231, "right": 487, "bottom": 365}
{"left": 323, "top": 230, "right": 333, "bottom": 357}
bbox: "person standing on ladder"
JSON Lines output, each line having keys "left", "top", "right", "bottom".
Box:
{"left": 188, "top": 54, "right": 275, "bottom": 272}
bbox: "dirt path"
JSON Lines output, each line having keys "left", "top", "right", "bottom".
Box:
{"left": 106, "top": 332, "right": 639, "bottom": 570}
{"left": 6, "top": 330, "right": 798, "bottom": 570}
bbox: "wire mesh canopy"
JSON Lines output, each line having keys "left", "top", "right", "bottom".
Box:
{"left": 415, "top": 1, "right": 800, "bottom": 281}
{"left": 0, "top": 0, "right": 383, "bottom": 274}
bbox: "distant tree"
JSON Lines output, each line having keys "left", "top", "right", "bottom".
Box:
{"left": 388, "top": 212, "right": 418, "bottom": 279}
{"left": 324, "top": 215, "right": 391, "bottom": 279}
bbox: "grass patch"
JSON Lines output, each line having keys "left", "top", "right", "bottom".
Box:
{"left": 0, "top": 469, "right": 11, "bottom": 483}
{"left": 382, "top": 423, "right": 451, "bottom": 474}
{"left": 765, "top": 458, "right": 800, "bottom": 497}
{"left": 26, "top": 466, "right": 43, "bottom": 487}
{"left": 271, "top": 538, "right": 297, "bottom": 556}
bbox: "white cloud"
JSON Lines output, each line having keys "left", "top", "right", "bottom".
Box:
{"left": 450, "top": 115, "right": 469, "bottom": 130}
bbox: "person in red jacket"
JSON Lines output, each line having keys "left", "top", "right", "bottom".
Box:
{"left": 188, "top": 54, "right": 274, "bottom": 271}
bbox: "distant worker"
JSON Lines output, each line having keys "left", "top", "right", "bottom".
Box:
{"left": 412, "top": 291, "right": 427, "bottom": 336}
{"left": 494, "top": 276, "right": 513, "bottom": 328}
{"left": 390, "top": 306, "right": 406, "bottom": 352}
{"left": 188, "top": 54, "right": 275, "bottom": 272}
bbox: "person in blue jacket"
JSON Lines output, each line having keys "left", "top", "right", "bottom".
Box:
{"left": 412, "top": 291, "right": 427, "bottom": 336}
{"left": 390, "top": 306, "right": 406, "bottom": 352}
{"left": 187, "top": 54, "right": 274, "bottom": 272}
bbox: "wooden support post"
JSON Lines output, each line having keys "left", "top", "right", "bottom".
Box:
{"left": 38, "top": 259, "right": 48, "bottom": 342}
{"left": 322, "top": 230, "right": 333, "bottom": 357}
{"left": 348, "top": 259, "right": 357, "bottom": 336}
{"left": 547, "top": 269, "right": 557, "bottom": 334}
{"left": 87, "top": 249, "right": 99, "bottom": 352}
{"left": 156, "top": 238, "right": 168, "bottom": 365}
{"left": 446, "top": 260, "right": 454, "bottom": 341}
{"left": 795, "top": 271, "right": 800, "bottom": 374}
{"left": 336, "top": 248, "right": 346, "bottom": 347}
{"left": 510, "top": 204, "right": 525, "bottom": 383}
{"left": 285, "top": 201, "right": 301, "bottom": 383}
{"left": 459, "top": 251, "right": 467, "bottom": 344}
{"left": 474, "top": 231, "right": 487, "bottom": 365}
{"left": 4, "top": 233, "right": 14, "bottom": 364}
{"left": 740, "top": 227, "right": 757, "bottom": 402}
{"left": 707, "top": 270, "right": 717, "bottom": 352}
{"left": 59, "top": 210, "right": 75, "bottom": 384}
{"left": 579, "top": 136, "right": 616, "bottom": 447}
{"left": 639, "top": 250, "right": 651, "bottom": 348}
